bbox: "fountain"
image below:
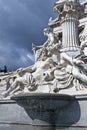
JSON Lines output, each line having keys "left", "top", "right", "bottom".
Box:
{"left": 0, "top": 0, "right": 87, "bottom": 130}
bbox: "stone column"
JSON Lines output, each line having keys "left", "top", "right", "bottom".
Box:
{"left": 54, "top": 0, "right": 83, "bottom": 52}
{"left": 61, "top": 17, "right": 79, "bottom": 51}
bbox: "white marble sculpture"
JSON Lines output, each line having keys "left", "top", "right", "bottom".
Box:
{"left": 2, "top": 0, "right": 87, "bottom": 97}
{"left": 32, "top": 28, "right": 62, "bottom": 62}
{"left": 2, "top": 48, "right": 57, "bottom": 97}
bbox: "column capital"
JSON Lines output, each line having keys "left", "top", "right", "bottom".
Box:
{"left": 60, "top": 17, "right": 79, "bottom": 25}
{"left": 54, "top": 0, "right": 84, "bottom": 21}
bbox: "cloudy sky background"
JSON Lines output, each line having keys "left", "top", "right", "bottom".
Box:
{"left": 0, "top": 0, "right": 84, "bottom": 71}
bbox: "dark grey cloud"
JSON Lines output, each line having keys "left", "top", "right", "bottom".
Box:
{"left": 0, "top": 0, "right": 84, "bottom": 71}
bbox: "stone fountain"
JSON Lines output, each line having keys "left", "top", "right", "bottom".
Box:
{"left": 0, "top": 0, "right": 87, "bottom": 130}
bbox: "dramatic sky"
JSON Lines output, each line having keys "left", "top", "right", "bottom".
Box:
{"left": 0, "top": 0, "right": 84, "bottom": 71}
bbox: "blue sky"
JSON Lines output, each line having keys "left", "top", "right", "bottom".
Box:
{"left": 0, "top": 0, "right": 84, "bottom": 71}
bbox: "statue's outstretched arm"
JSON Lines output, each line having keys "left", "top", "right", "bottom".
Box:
{"left": 32, "top": 39, "right": 49, "bottom": 50}
{"left": 20, "top": 65, "right": 36, "bottom": 73}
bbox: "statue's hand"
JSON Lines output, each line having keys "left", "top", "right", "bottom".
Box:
{"left": 32, "top": 43, "right": 36, "bottom": 50}
{"left": 73, "top": 59, "right": 84, "bottom": 65}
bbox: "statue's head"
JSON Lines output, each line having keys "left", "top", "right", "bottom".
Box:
{"left": 41, "top": 47, "right": 48, "bottom": 57}
{"left": 17, "top": 68, "right": 23, "bottom": 76}
{"left": 43, "top": 28, "right": 50, "bottom": 35}
{"left": 38, "top": 47, "right": 48, "bottom": 61}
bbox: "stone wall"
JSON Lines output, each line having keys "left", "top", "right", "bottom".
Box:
{"left": 0, "top": 95, "right": 87, "bottom": 130}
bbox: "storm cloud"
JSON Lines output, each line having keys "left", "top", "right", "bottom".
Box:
{"left": 0, "top": 0, "right": 84, "bottom": 71}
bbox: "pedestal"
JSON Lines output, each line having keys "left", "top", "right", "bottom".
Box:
{"left": 11, "top": 93, "right": 79, "bottom": 130}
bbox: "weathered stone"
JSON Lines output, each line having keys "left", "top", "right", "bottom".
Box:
{"left": 0, "top": 0, "right": 87, "bottom": 129}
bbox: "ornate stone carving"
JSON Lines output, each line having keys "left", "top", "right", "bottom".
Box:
{"left": 79, "top": 23, "right": 87, "bottom": 49}
{"left": 32, "top": 28, "right": 62, "bottom": 62}
{"left": 1, "top": 0, "right": 87, "bottom": 98}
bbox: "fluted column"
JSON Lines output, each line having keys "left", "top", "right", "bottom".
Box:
{"left": 54, "top": 0, "right": 83, "bottom": 52}
{"left": 61, "top": 17, "right": 79, "bottom": 51}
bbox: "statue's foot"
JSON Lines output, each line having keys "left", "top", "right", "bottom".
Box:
{"left": 28, "top": 85, "right": 37, "bottom": 91}
{"left": 53, "top": 88, "right": 59, "bottom": 93}
{"left": 28, "top": 86, "right": 35, "bottom": 91}
{"left": 2, "top": 91, "right": 9, "bottom": 98}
